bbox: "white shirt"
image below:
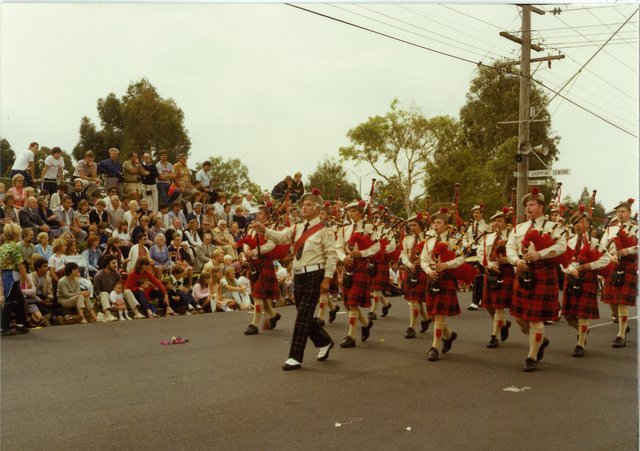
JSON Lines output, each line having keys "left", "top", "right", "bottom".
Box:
{"left": 195, "top": 169, "right": 212, "bottom": 189}
{"left": 12, "top": 149, "right": 35, "bottom": 171}
{"left": 43, "top": 155, "right": 65, "bottom": 180}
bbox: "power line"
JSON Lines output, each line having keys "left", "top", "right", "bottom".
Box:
{"left": 439, "top": 4, "right": 504, "bottom": 30}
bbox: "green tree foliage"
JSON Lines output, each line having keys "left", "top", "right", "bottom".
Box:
{"left": 35, "top": 147, "right": 76, "bottom": 183}
{"left": 1, "top": 138, "right": 16, "bottom": 178}
{"left": 307, "top": 156, "right": 360, "bottom": 206}
{"left": 373, "top": 176, "right": 410, "bottom": 219}
{"left": 561, "top": 187, "right": 607, "bottom": 230}
{"left": 73, "top": 78, "right": 191, "bottom": 163}
{"left": 192, "top": 157, "right": 259, "bottom": 197}
{"left": 339, "top": 100, "right": 455, "bottom": 214}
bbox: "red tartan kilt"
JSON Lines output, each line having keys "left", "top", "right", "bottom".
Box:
{"left": 510, "top": 261, "right": 560, "bottom": 322}
{"left": 562, "top": 271, "right": 600, "bottom": 319}
{"left": 425, "top": 274, "right": 460, "bottom": 317}
{"left": 329, "top": 273, "right": 340, "bottom": 295}
{"left": 344, "top": 261, "right": 371, "bottom": 308}
{"left": 250, "top": 259, "right": 280, "bottom": 300}
{"left": 602, "top": 257, "right": 637, "bottom": 306}
{"left": 370, "top": 260, "right": 390, "bottom": 291}
{"left": 404, "top": 268, "right": 428, "bottom": 302}
{"left": 481, "top": 265, "right": 514, "bottom": 309}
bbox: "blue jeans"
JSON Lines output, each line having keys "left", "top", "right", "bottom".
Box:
{"left": 158, "top": 184, "right": 181, "bottom": 205}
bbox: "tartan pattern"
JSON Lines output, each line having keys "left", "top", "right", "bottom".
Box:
{"left": 370, "top": 260, "right": 390, "bottom": 291}
{"left": 329, "top": 273, "right": 340, "bottom": 295}
{"left": 288, "top": 269, "right": 332, "bottom": 363}
{"left": 425, "top": 274, "right": 461, "bottom": 317}
{"left": 510, "top": 261, "right": 560, "bottom": 321}
{"left": 250, "top": 258, "right": 280, "bottom": 300}
{"left": 602, "top": 256, "right": 637, "bottom": 307}
{"left": 562, "top": 271, "right": 600, "bottom": 319}
{"left": 344, "top": 261, "right": 372, "bottom": 308}
{"left": 481, "top": 265, "right": 514, "bottom": 309}
{"left": 404, "top": 268, "right": 428, "bottom": 302}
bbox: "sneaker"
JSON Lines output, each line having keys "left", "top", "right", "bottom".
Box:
{"left": 185, "top": 311, "right": 192, "bottom": 315}
{"left": 105, "top": 314, "right": 119, "bottom": 322}
{"left": 222, "top": 305, "right": 233, "bottom": 312}
{"left": 467, "top": 303, "right": 479, "bottom": 311}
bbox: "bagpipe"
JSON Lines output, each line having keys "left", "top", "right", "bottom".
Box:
{"left": 432, "top": 237, "right": 479, "bottom": 285}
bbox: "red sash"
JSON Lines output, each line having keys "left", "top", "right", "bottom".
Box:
{"left": 292, "top": 223, "right": 325, "bottom": 257}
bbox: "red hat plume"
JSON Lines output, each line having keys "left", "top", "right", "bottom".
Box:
{"left": 479, "top": 203, "right": 485, "bottom": 209}
{"left": 323, "top": 201, "right": 331, "bottom": 208}
{"left": 416, "top": 213, "right": 424, "bottom": 221}
{"left": 531, "top": 187, "right": 540, "bottom": 195}
{"left": 378, "top": 205, "right": 385, "bottom": 211}
{"left": 578, "top": 204, "right": 586, "bottom": 213}
{"left": 439, "top": 207, "right": 450, "bottom": 214}
{"left": 266, "top": 201, "right": 274, "bottom": 208}
{"left": 628, "top": 198, "right": 635, "bottom": 205}
{"left": 358, "top": 200, "right": 366, "bottom": 208}
{"left": 502, "top": 206, "right": 510, "bottom": 215}
{"left": 312, "top": 188, "right": 321, "bottom": 196}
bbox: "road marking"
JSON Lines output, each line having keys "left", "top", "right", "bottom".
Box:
{"left": 503, "top": 386, "right": 531, "bottom": 392}
{"left": 588, "top": 316, "right": 638, "bottom": 329}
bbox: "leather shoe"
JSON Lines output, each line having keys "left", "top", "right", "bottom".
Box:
{"left": 500, "top": 320, "right": 511, "bottom": 342}
{"left": 381, "top": 302, "right": 392, "bottom": 317}
{"left": 367, "top": 312, "right": 377, "bottom": 321}
{"left": 269, "top": 313, "right": 282, "bottom": 330}
{"left": 523, "top": 358, "right": 537, "bottom": 372}
{"left": 340, "top": 336, "right": 356, "bottom": 348}
{"left": 329, "top": 305, "right": 339, "bottom": 323}
{"left": 315, "top": 318, "right": 325, "bottom": 327}
{"left": 572, "top": 345, "right": 585, "bottom": 357}
{"left": 537, "top": 337, "right": 550, "bottom": 362}
{"left": 428, "top": 347, "right": 439, "bottom": 361}
{"left": 441, "top": 331, "right": 457, "bottom": 354}
{"left": 405, "top": 327, "right": 416, "bottom": 339}
{"left": 244, "top": 324, "right": 259, "bottom": 335}
{"left": 613, "top": 336, "right": 626, "bottom": 348}
{"left": 317, "top": 341, "right": 334, "bottom": 361}
{"left": 361, "top": 320, "right": 373, "bottom": 342}
{"left": 15, "top": 325, "right": 30, "bottom": 334}
{"left": 1, "top": 329, "right": 17, "bottom": 336}
{"left": 467, "top": 303, "right": 479, "bottom": 311}
{"left": 487, "top": 335, "right": 499, "bottom": 349}
{"left": 282, "top": 361, "right": 302, "bottom": 371}
{"left": 420, "top": 319, "right": 431, "bottom": 333}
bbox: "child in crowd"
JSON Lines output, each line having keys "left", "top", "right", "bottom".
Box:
{"left": 139, "top": 278, "right": 158, "bottom": 315}
{"left": 166, "top": 267, "right": 202, "bottom": 314}
{"left": 97, "top": 222, "right": 110, "bottom": 251}
{"left": 77, "top": 200, "right": 91, "bottom": 233}
{"left": 192, "top": 273, "right": 214, "bottom": 312}
{"left": 110, "top": 282, "right": 131, "bottom": 321}
{"left": 237, "top": 267, "right": 254, "bottom": 309}
{"left": 221, "top": 266, "right": 249, "bottom": 310}
{"left": 211, "top": 266, "right": 235, "bottom": 312}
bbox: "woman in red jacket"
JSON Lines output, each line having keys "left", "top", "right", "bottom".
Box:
{"left": 125, "top": 256, "right": 178, "bottom": 317}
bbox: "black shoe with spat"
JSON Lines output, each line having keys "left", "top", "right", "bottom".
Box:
{"left": 361, "top": 320, "right": 373, "bottom": 342}
{"left": 420, "top": 319, "right": 431, "bottom": 333}
{"left": 487, "top": 335, "right": 499, "bottom": 348}
{"left": 441, "top": 331, "right": 457, "bottom": 354}
{"left": 405, "top": 327, "right": 416, "bottom": 339}
{"left": 329, "top": 305, "right": 340, "bottom": 323}
{"left": 500, "top": 320, "right": 511, "bottom": 342}
{"left": 381, "top": 302, "right": 392, "bottom": 317}
{"left": 537, "top": 338, "right": 550, "bottom": 362}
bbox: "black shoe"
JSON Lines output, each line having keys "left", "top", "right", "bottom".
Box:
{"left": 269, "top": 313, "right": 282, "bottom": 330}
{"left": 244, "top": 324, "right": 259, "bottom": 335}
{"left": 367, "top": 312, "right": 377, "bottom": 321}
{"left": 315, "top": 318, "right": 325, "bottom": 327}
{"left": 15, "top": 325, "right": 30, "bottom": 334}
{"left": 405, "top": 327, "right": 416, "bottom": 339}
{"left": 524, "top": 358, "right": 537, "bottom": 372}
{"left": 317, "top": 341, "right": 334, "bottom": 362}
{"left": 340, "top": 336, "right": 356, "bottom": 348}
{"left": 428, "top": 347, "right": 439, "bottom": 361}
{"left": 361, "top": 320, "right": 373, "bottom": 342}
{"left": 487, "top": 335, "right": 499, "bottom": 348}
{"left": 1, "top": 329, "right": 17, "bottom": 336}
{"left": 500, "top": 320, "right": 511, "bottom": 342}
{"left": 626, "top": 325, "right": 631, "bottom": 334}
{"left": 537, "top": 338, "right": 550, "bottom": 362}
{"left": 420, "top": 319, "right": 431, "bottom": 333}
{"left": 381, "top": 302, "right": 392, "bottom": 317}
{"left": 613, "top": 336, "right": 626, "bottom": 348}
{"left": 441, "top": 331, "right": 457, "bottom": 354}
{"left": 282, "top": 362, "right": 302, "bottom": 371}
{"left": 572, "top": 345, "right": 585, "bottom": 357}
{"left": 613, "top": 317, "right": 619, "bottom": 323}
{"left": 329, "top": 305, "right": 339, "bottom": 323}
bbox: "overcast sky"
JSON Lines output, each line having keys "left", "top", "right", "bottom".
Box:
{"left": 1, "top": 2, "right": 637, "bottom": 212}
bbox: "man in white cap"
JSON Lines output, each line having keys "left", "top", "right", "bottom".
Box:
{"left": 463, "top": 204, "right": 488, "bottom": 310}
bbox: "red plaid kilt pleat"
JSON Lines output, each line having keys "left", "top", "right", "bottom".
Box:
{"left": 370, "top": 260, "right": 390, "bottom": 291}
{"left": 562, "top": 271, "right": 600, "bottom": 319}
{"left": 602, "top": 256, "right": 637, "bottom": 307}
{"left": 344, "top": 261, "right": 371, "bottom": 308}
{"left": 251, "top": 258, "right": 280, "bottom": 300}
{"left": 425, "top": 273, "right": 460, "bottom": 317}
{"left": 404, "top": 268, "right": 428, "bottom": 302}
{"left": 510, "top": 261, "right": 560, "bottom": 322}
{"left": 329, "top": 273, "right": 340, "bottom": 296}
{"left": 481, "top": 264, "right": 515, "bottom": 310}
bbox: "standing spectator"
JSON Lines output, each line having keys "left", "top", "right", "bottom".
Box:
{"left": 140, "top": 152, "right": 159, "bottom": 212}
{"left": 49, "top": 183, "right": 68, "bottom": 210}
{"left": 19, "top": 196, "right": 50, "bottom": 237}
{"left": 40, "top": 147, "right": 65, "bottom": 195}
{"left": 53, "top": 195, "right": 87, "bottom": 243}
{"left": 57, "top": 262, "right": 102, "bottom": 324}
{"left": 291, "top": 172, "right": 304, "bottom": 202}
{"left": 0, "top": 223, "right": 30, "bottom": 335}
{"left": 196, "top": 161, "right": 213, "bottom": 195}
{"left": 96, "top": 148, "right": 124, "bottom": 197}
{"left": 156, "top": 149, "right": 181, "bottom": 205}
{"left": 8, "top": 174, "right": 27, "bottom": 208}
{"left": 73, "top": 150, "right": 101, "bottom": 197}
{"left": 69, "top": 179, "right": 88, "bottom": 211}
{"left": 10, "top": 142, "right": 39, "bottom": 187}
{"left": 34, "top": 232, "right": 54, "bottom": 261}
{"left": 173, "top": 153, "right": 196, "bottom": 202}
{"left": 123, "top": 152, "right": 145, "bottom": 203}
{"left": 212, "top": 220, "right": 238, "bottom": 259}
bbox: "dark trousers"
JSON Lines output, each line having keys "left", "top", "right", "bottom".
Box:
{"left": 472, "top": 265, "right": 485, "bottom": 304}
{"left": 289, "top": 269, "right": 332, "bottom": 363}
{"left": 1, "top": 278, "right": 27, "bottom": 330}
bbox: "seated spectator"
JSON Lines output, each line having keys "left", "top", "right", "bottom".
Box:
{"left": 56, "top": 262, "right": 101, "bottom": 323}
{"left": 271, "top": 175, "right": 292, "bottom": 201}
{"left": 19, "top": 196, "right": 50, "bottom": 237}
{"left": 213, "top": 194, "right": 226, "bottom": 217}
{"left": 388, "top": 260, "right": 404, "bottom": 296}
{"left": 1, "top": 194, "right": 20, "bottom": 232}
{"left": 99, "top": 237, "right": 128, "bottom": 276}
{"left": 76, "top": 200, "right": 91, "bottom": 233}
{"left": 127, "top": 232, "right": 154, "bottom": 273}
{"left": 62, "top": 239, "right": 91, "bottom": 280}
{"left": 198, "top": 218, "right": 215, "bottom": 241}
{"left": 82, "top": 235, "right": 102, "bottom": 278}
{"left": 103, "top": 186, "right": 120, "bottom": 208}
{"left": 97, "top": 222, "right": 110, "bottom": 251}
{"left": 22, "top": 257, "right": 51, "bottom": 327}
{"left": 167, "top": 202, "right": 187, "bottom": 230}
{"left": 291, "top": 172, "right": 304, "bottom": 202}
{"left": 123, "top": 200, "right": 140, "bottom": 231}
{"left": 53, "top": 195, "right": 87, "bottom": 243}
{"left": 221, "top": 266, "right": 250, "bottom": 310}
{"left": 216, "top": 203, "right": 233, "bottom": 226}
{"left": 73, "top": 150, "right": 101, "bottom": 197}
{"left": 193, "top": 232, "right": 215, "bottom": 274}
{"left": 168, "top": 233, "right": 193, "bottom": 286}
{"left": 109, "top": 282, "right": 132, "bottom": 320}
{"left": 232, "top": 207, "right": 248, "bottom": 232}
{"left": 211, "top": 266, "right": 235, "bottom": 312}
{"left": 148, "top": 216, "right": 166, "bottom": 243}
{"left": 124, "top": 257, "right": 175, "bottom": 318}
{"left": 18, "top": 227, "right": 36, "bottom": 265}
{"left": 192, "top": 273, "right": 216, "bottom": 312}
{"left": 156, "top": 204, "right": 171, "bottom": 230}
{"left": 34, "top": 232, "right": 54, "bottom": 261}
{"left": 131, "top": 215, "right": 151, "bottom": 245}
{"left": 136, "top": 199, "right": 156, "bottom": 221}
{"left": 106, "top": 195, "right": 124, "bottom": 230}
{"left": 236, "top": 267, "right": 254, "bottom": 308}
{"left": 202, "top": 249, "right": 225, "bottom": 278}
{"left": 203, "top": 204, "right": 218, "bottom": 228}
{"left": 212, "top": 220, "right": 238, "bottom": 259}
{"left": 166, "top": 266, "right": 202, "bottom": 314}
{"left": 89, "top": 199, "right": 109, "bottom": 226}
{"left": 184, "top": 219, "right": 203, "bottom": 248}
{"left": 8, "top": 174, "right": 27, "bottom": 209}
{"left": 112, "top": 219, "right": 133, "bottom": 258}
{"left": 94, "top": 254, "right": 144, "bottom": 320}
{"left": 187, "top": 202, "right": 204, "bottom": 227}
{"left": 258, "top": 191, "right": 271, "bottom": 205}
{"left": 69, "top": 179, "right": 88, "bottom": 211}
{"left": 149, "top": 233, "right": 172, "bottom": 278}
{"left": 289, "top": 206, "right": 303, "bottom": 224}
{"left": 49, "top": 183, "right": 67, "bottom": 210}
{"left": 229, "top": 221, "right": 246, "bottom": 243}
{"left": 165, "top": 216, "right": 186, "bottom": 245}
{"left": 242, "top": 192, "right": 255, "bottom": 213}
{"left": 276, "top": 258, "right": 294, "bottom": 305}
{"left": 229, "top": 193, "right": 243, "bottom": 216}
{"left": 195, "top": 160, "right": 213, "bottom": 195}
{"left": 28, "top": 256, "right": 74, "bottom": 325}
{"left": 37, "top": 195, "right": 62, "bottom": 238}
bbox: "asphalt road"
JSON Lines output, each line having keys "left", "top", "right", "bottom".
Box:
{"left": 2, "top": 291, "right": 637, "bottom": 450}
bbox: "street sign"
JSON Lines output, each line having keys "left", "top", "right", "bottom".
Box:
{"left": 513, "top": 171, "right": 522, "bottom": 177}
{"left": 528, "top": 168, "right": 571, "bottom": 177}
{"left": 528, "top": 179, "right": 545, "bottom": 186}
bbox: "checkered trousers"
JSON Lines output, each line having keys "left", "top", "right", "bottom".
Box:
{"left": 250, "top": 258, "right": 280, "bottom": 300}
{"left": 481, "top": 265, "right": 514, "bottom": 309}
{"left": 288, "top": 269, "right": 332, "bottom": 363}
{"left": 425, "top": 274, "right": 461, "bottom": 317}
{"left": 562, "top": 271, "right": 600, "bottom": 319}
{"left": 344, "top": 260, "right": 372, "bottom": 308}
{"left": 404, "top": 268, "right": 428, "bottom": 302}
{"left": 329, "top": 273, "right": 340, "bottom": 296}
{"left": 370, "top": 260, "right": 390, "bottom": 291}
{"left": 510, "top": 261, "right": 560, "bottom": 322}
{"left": 602, "top": 257, "right": 637, "bottom": 307}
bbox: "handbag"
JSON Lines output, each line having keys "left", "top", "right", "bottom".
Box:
{"left": 486, "top": 274, "right": 502, "bottom": 291}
